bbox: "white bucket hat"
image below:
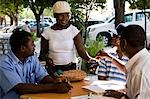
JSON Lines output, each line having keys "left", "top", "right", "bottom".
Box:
{"left": 53, "top": 1, "right": 71, "bottom": 13}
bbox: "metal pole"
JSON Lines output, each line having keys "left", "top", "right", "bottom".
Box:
{"left": 144, "top": 9, "right": 147, "bottom": 48}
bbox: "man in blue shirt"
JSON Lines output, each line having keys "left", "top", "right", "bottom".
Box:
{"left": 0, "top": 29, "right": 71, "bottom": 99}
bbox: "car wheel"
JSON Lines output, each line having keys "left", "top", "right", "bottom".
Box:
{"left": 96, "top": 32, "right": 111, "bottom": 46}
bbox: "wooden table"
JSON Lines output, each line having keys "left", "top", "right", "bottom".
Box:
{"left": 20, "top": 81, "right": 90, "bottom": 99}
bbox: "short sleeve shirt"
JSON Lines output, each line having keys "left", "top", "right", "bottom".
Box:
{"left": 0, "top": 51, "right": 48, "bottom": 99}
{"left": 41, "top": 25, "right": 79, "bottom": 65}
{"left": 97, "top": 51, "right": 128, "bottom": 82}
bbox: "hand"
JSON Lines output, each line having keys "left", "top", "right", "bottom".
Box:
{"left": 88, "top": 58, "right": 99, "bottom": 74}
{"left": 103, "top": 90, "right": 125, "bottom": 98}
{"left": 88, "top": 58, "right": 99, "bottom": 67}
{"left": 53, "top": 82, "right": 73, "bottom": 93}
{"left": 54, "top": 76, "right": 68, "bottom": 83}
{"left": 96, "top": 50, "right": 108, "bottom": 57}
{"left": 46, "top": 58, "right": 54, "bottom": 66}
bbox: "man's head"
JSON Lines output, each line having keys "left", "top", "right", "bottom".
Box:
{"left": 53, "top": 1, "right": 71, "bottom": 27}
{"left": 25, "top": 21, "right": 29, "bottom": 24}
{"left": 10, "top": 29, "right": 35, "bottom": 57}
{"left": 120, "top": 25, "right": 146, "bottom": 58}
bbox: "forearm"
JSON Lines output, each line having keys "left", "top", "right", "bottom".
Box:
{"left": 101, "top": 56, "right": 126, "bottom": 73}
{"left": 39, "top": 37, "right": 49, "bottom": 61}
{"left": 14, "top": 83, "right": 56, "bottom": 95}
{"left": 77, "top": 48, "right": 90, "bottom": 61}
{"left": 74, "top": 34, "right": 91, "bottom": 61}
{"left": 111, "top": 59, "right": 126, "bottom": 73}
{"left": 40, "top": 75, "right": 54, "bottom": 84}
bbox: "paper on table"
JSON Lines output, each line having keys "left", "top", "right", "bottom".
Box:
{"left": 82, "top": 85, "right": 105, "bottom": 94}
{"left": 82, "top": 80, "right": 125, "bottom": 94}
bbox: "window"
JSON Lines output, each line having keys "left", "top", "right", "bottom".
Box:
{"left": 108, "top": 17, "right": 115, "bottom": 23}
{"left": 136, "top": 12, "right": 145, "bottom": 21}
{"left": 136, "top": 12, "right": 150, "bottom": 21}
{"left": 124, "top": 13, "right": 133, "bottom": 22}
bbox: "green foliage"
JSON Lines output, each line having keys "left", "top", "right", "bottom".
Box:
{"left": 127, "top": 0, "right": 150, "bottom": 10}
{"left": 22, "top": 0, "right": 54, "bottom": 36}
{"left": 67, "top": 0, "right": 106, "bottom": 43}
{"left": 136, "top": 0, "right": 150, "bottom": 9}
{"left": 43, "top": 8, "right": 53, "bottom": 16}
{"left": 85, "top": 37, "right": 105, "bottom": 57}
{"left": 31, "top": 32, "right": 38, "bottom": 41}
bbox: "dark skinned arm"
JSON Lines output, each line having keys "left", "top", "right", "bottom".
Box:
{"left": 39, "top": 36, "right": 49, "bottom": 61}
{"left": 13, "top": 76, "right": 71, "bottom": 95}
{"left": 40, "top": 75, "right": 54, "bottom": 84}
{"left": 13, "top": 83, "right": 71, "bottom": 95}
{"left": 74, "top": 33, "right": 91, "bottom": 61}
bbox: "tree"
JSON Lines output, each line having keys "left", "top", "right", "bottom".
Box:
{"left": 0, "top": 15, "right": 6, "bottom": 26}
{"left": 23, "top": 0, "right": 55, "bottom": 36}
{"left": 68, "top": 0, "right": 106, "bottom": 43}
{"left": 114, "top": 0, "right": 125, "bottom": 27}
{"left": 0, "top": 0, "right": 23, "bottom": 26}
{"left": 127, "top": 0, "right": 150, "bottom": 9}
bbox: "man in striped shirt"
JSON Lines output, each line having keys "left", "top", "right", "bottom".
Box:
{"left": 97, "top": 52, "right": 128, "bottom": 82}
{"left": 94, "top": 35, "right": 128, "bottom": 82}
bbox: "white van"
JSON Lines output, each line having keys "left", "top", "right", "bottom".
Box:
{"left": 87, "top": 9, "right": 150, "bottom": 46}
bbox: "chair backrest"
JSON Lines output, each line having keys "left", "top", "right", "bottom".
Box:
{"left": 0, "top": 37, "right": 10, "bottom": 54}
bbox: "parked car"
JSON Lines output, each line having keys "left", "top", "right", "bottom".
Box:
{"left": 0, "top": 25, "right": 16, "bottom": 33}
{"left": 86, "top": 19, "right": 104, "bottom": 27}
{"left": 43, "top": 16, "right": 56, "bottom": 24}
{"left": 87, "top": 9, "right": 150, "bottom": 46}
{"left": 30, "top": 22, "right": 51, "bottom": 33}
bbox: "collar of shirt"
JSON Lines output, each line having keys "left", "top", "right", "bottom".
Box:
{"left": 125, "top": 48, "right": 147, "bottom": 72}
{"left": 8, "top": 51, "right": 32, "bottom": 65}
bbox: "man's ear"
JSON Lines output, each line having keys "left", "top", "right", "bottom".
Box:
{"left": 120, "top": 39, "right": 127, "bottom": 52}
{"left": 124, "top": 39, "right": 127, "bottom": 49}
{"left": 20, "top": 46, "right": 26, "bottom": 52}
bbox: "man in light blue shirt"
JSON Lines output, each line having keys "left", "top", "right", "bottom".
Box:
{"left": 0, "top": 29, "right": 71, "bottom": 99}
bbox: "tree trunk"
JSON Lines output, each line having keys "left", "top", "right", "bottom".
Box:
{"left": 13, "top": 13, "right": 18, "bottom": 26}
{"left": 0, "top": 17, "right": 3, "bottom": 25}
{"left": 10, "top": 16, "right": 13, "bottom": 26}
{"left": 3, "top": 16, "right": 6, "bottom": 26}
{"left": 35, "top": 14, "right": 41, "bottom": 37}
{"left": 114, "top": 0, "right": 125, "bottom": 27}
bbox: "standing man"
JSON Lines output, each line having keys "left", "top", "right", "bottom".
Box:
{"left": 22, "top": 21, "right": 31, "bottom": 32}
{"left": 0, "top": 29, "right": 71, "bottom": 99}
{"left": 120, "top": 25, "right": 150, "bottom": 99}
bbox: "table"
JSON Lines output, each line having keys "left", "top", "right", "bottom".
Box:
{"left": 20, "top": 81, "right": 90, "bottom": 99}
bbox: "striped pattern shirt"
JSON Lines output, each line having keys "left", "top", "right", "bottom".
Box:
{"left": 97, "top": 52, "right": 128, "bottom": 82}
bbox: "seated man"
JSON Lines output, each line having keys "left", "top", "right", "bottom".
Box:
{"left": 93, "top": 35, "right": 128, "bottom": 82}
{"left": 0, "top": 29, "right": 71, "bottom": 99}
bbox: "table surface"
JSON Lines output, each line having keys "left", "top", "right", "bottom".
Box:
{"left": 20, "top": 80, "right": 90, "bottom": 99}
